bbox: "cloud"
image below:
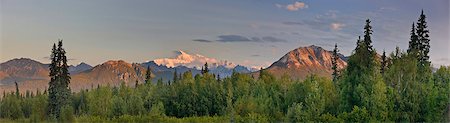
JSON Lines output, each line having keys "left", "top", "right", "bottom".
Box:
{"left": 436, "top": 58, "right": 449, "bottom": 62}
{"left": 282, "top": 20, "right": 329, "bottom": 31}
{"left": 275, "top": 2, "right": 308, "bottom": 11}
{"left": 261, "top": 36, "right": 287, "bottom": 42}
{"left": 330, "top": 23, "right": 346, "bottom": 30}
{"left": 282, "top": 21, "right": 304, "bottom": 25}
{"left": 275, "top": 4, "right": 283, "bottom": 8}
{"left": 325, "top": 10, "right": 338, "bottom": 19}
{"left": 250, "top": 23, "right": 260, "bottom": 29}
{"left": 433, "top": 57, "right": 450, "bottom": 66}
{"left": 279, "top": 8, "right": 412, "bottom": 56}
{"left": 286, "top": 2, "right": 308, "bottom": 11}
{"left": 193, "top": 35, "right": 287, "bottom": 43}
{"left": 217, "top": 35, "right": 287, "bottom": 43}
{"left": 217, "top": 35, "right": 253, "bottom": 42}
{"left": 379, "top": 7, "right": 397, "bottom": 12}
{"left": 282, "top": 11, "right": 347, "bottom": 31}
{"left": 192, "top": 39, "right": 213, "bottom": 43}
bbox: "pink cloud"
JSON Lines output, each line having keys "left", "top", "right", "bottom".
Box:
{"left": 330, "top": 23, "right": 345, "bottom": 30}
{"left": 286, "top": 1, "right": 308, "bottom": 11}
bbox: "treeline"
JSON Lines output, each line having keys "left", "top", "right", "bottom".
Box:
{"left": 1, "top": 64, "right": 449, "bottom": 122}
{"left": 0, "top": 11, "right": 449, "bottom": 122}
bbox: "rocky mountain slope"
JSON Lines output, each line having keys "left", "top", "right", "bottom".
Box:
{"left": 256, "top": 45, "right": 348, "bottom": 80}
{"left": 70, "top": 60, "right": 149, "bottom": 90}
{"left": 0, "top": 58, "right": 49, "bottom": 85}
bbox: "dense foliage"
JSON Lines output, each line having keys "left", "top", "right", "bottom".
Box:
{"left": 1, "top": 64, "right": 448, "bottom": 122}
{"left": 0, "top": 11, "right": 449, "bottom": 122}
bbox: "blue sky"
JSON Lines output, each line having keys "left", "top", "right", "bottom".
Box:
{"left": 1, "top": 0, "right": 449, "bottom": 68}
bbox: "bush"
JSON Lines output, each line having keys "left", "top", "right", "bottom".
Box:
{"left": 113, "top": 114, "right": 136, "bottom": 122}
{"left": 338, "top": 106, "right": 370, "bottom": 122}
{"left": 319, "top": 113, "right": 341, "bottom": 122}
{"left": 149, "top": 101, "right": 165, "bottom": 117}
{"left": 286, "top": 103, "right": 308, "bottom": 122}
{"left": 234, "top": 113, "right": 269, "bottom": 123}
{"left": 59, "top": 105, "right": 75, "bottom": 122}
{"left": 76, "top": 115, "right": 104, "bottom": 122}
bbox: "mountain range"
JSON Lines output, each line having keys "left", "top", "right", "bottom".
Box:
{"left": 0, "top": 45, "right": 348, "bottom": 92}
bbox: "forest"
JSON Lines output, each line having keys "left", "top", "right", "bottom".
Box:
{"left": 0, "top": 11, "right": 449, "bottom": 122}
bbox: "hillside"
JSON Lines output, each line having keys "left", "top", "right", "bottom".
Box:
{"left": 255, "top": 45, "right": 348, "bottom": 80}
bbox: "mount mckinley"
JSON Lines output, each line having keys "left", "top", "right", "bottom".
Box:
{"left": 0, "top": 45, "right": 348, "bottom": 92}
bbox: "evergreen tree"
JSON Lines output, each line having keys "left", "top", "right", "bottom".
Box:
{"left": 173, "top": 69, "right": 178, "bottom": 83}
{"left": 135, "top": 79, "right": 139, "bottom": 88}
{"left": 259, "top": 67, "right": 264, "bottom": 79}
{"left": 15, "top": 81, "right": 19, "bottom": 98}
{"left": 407, "top": 23, "right": 419, "bottom": 56}
{"left": 47, "top": 39, "right": 71, "bottom": 119}
{"left": 201, "top": 62, "right": 209, "bottom": 75}
{"left": 157, "top": 78, "right": 164, "bottom": 86}
{"left": 331, "top": 43, "right": 340, "bottom": 83}
{"left": 47, "top": 43, "right": 58, "bottom": 118}
{"left": 355, "top": 36, "right": 362, "bottom": 51}
{"left": 415, "top": 10, "right": 432, "bottom": 85}
{"left": 201, "top": 66, "right": 204, "bottom": 74}
{"left": 217, "top": 74, "right": 221, "bottom": 82}
{"left": 362, "top": 19, "right": 375, "bottom": 67}
{"left": 58, "top": 40, "right": 71, "bottom": 100}
{"left": 416, "top": 10, "right": 430, "bottom": 67}
{"left": 145, "top": 66, "right": 152, "bottom": 84}
{"left": 380, "top": 50, "right": 387, "bottom": 75}
{"left": 394, "top": 46, "right": 401, "bottom": 59}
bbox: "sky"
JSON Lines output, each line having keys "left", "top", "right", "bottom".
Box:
{"left": 1, "top": 0, "right": 449, "bottom": 68}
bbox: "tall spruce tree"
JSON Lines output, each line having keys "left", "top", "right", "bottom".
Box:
{"left": 201, "top": 62, "right": 209, "bottom": 75}
{"left": 380, "top": 50, "right": 387, "bottom": 75}
{"left": 145, "top": 66, "right": 152, "bottom": 84}
{"left": 394, "top": 46, "right": 401, "bottom": 59}
{"left": 204, "top": 62, "right": 209, "bottom": 73}
{"left": 58, "top": 40, "right": 71, "bottom": 106}
{"left": 331, "top": 43, "right": 340, "bottom": 83}
{"left": 135, "top": 79, "right": 139, "bottom": 88}
{"left": 355, "top": 36, "right": 362, "bottom": 51}
{"left": 363, "top": 20, "right": 374, "bottom": 51}
{"left": 48, "top": 43, "right": 58, "bottom": 117}
{"left": 362, "top": 19, "right": 375, "bottom": 68}
{"left": 173, "top": 69, "right": 178, "bottom": 83}
{"left": 407, "top": 22, "right": 419, "bottom": 56}
{"left": 416, "top": 10, "right": 430, "bottom": 67}
{"left": 15, "top": 81, "right": 19, "bottom": 98}
{"left": 259, "top": 67, "right": 264, "bottom": 79}
{"left": 47, "top": 39, "right": 71, "bottom": 118}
